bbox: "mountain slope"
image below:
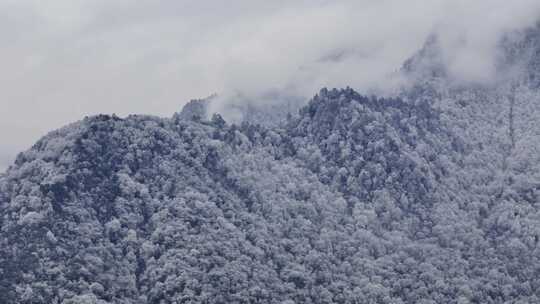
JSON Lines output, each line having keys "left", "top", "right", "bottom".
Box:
{"left": 2, "top": 24, "right": 540, "bottom": 304}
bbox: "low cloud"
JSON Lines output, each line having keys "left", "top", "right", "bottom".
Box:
{"left": 433, "top": 0, "right": 540, "bottom": 84}
{"left": 1, "top": 0, "right": 540, "bottom": 171}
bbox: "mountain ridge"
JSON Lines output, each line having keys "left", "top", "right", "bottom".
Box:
{"left": 2, "top": 23, "right": 540, "bottom": 304}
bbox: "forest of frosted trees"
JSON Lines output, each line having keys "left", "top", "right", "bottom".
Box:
{"left": 1, "top": 21, "right": 540, "bottom": 304}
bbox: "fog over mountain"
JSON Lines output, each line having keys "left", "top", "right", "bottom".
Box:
{"left": 2, "top": 1, "right": 540, "bottom": 172}
{"left": 2, "top": 12, "right": 540, "bottom": 302}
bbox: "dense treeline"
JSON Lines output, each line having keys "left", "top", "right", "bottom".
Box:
{"left": 0, "top": 85, "right": 538, "bottom": 304}
{"left": 2, "top": 24, "right": 540, "bottom": 304}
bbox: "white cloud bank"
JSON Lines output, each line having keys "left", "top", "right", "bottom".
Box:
{"left": 1, "top": 0, "right": 540, "bottom": 171}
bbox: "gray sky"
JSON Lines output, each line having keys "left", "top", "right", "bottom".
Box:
{"left": 1, "top": 0, "right": 540, "bottom": 172}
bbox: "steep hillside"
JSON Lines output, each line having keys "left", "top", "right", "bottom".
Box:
{"left": 2, "top": 23, "right": 540, "bottom": 304}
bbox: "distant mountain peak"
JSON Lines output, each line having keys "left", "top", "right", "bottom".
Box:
{"left": 403, "top": 22, "right": 540, "bottom": 89}
{"left": 401, "top": 33, "right": 447, "bottom": 80}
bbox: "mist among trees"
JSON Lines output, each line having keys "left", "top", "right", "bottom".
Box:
{"left": 2, "top": 18, "right": 540, "bottom": 304}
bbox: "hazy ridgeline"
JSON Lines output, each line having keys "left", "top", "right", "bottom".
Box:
{"left": 2, "top": 19, "right": 540, "bottom": 304}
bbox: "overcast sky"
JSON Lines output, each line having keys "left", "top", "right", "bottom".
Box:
{"left": 1, "top": 1, "right": 540, "bottom": 172}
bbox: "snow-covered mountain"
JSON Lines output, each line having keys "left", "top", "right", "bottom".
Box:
{"left": 2, "top": 24, "right": 540, "bottom": 304}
